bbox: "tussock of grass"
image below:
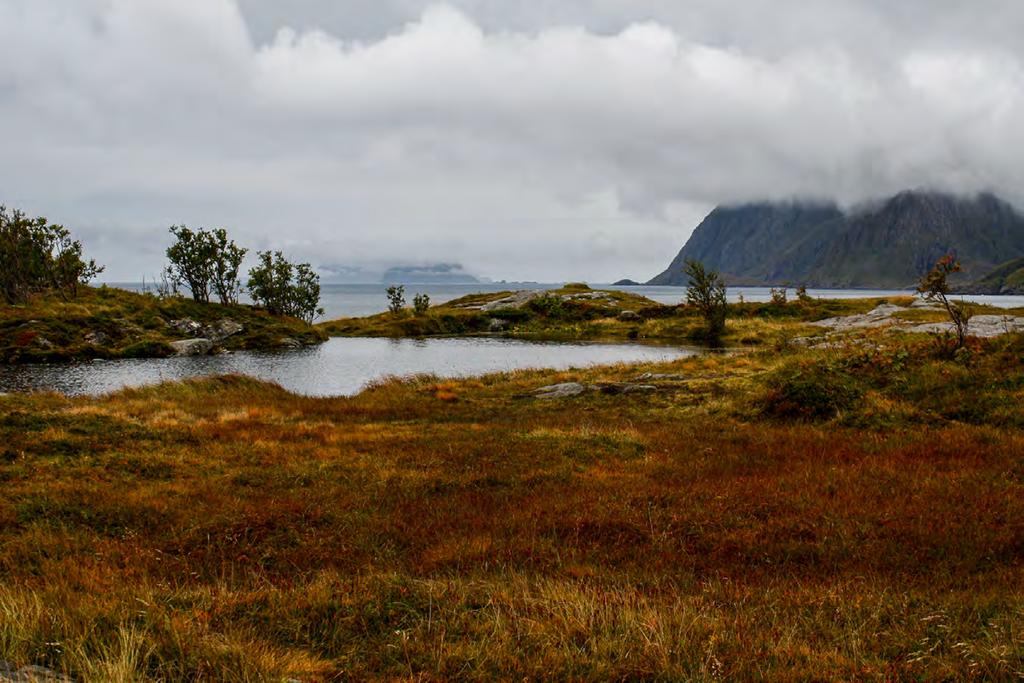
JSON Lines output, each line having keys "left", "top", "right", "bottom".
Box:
{"left": 1, "top": 331, "right": 1023, "bottom": 678}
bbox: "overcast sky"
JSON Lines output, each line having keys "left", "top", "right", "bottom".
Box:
{"left": 2, "top": 1, "right": 1023, "bottom": 281}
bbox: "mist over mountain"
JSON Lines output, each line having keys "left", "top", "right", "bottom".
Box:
{"left": 320, "top": 263, "right": 482, "bottom": 284}
{"left": 648, "top": 191, "right": 1024, "bottom": 289}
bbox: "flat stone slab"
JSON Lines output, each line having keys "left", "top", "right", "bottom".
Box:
{"left": 533, "top": 382, "right": 588, "bottom": 399}
{"left": 810, "top": 304, "right": 906, "bottom": 331}
{"left": 900, "top": 315, "right": 1024, "bottom": 338}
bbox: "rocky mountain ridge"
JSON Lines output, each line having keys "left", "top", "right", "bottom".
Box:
{"left": 648, "top": 191, "right": 1024, "bottom": 289}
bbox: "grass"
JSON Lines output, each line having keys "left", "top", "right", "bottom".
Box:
{"left": 318, "top": 284, "right": 968, "bottom": 347}
{"left": 0, "top": 286, "right": 326, "bottom": 363}
{"left": 1, "top": 324, "right": 1023, "bottom": 679}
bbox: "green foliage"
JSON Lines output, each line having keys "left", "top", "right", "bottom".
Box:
{"left": 247, "top": 251, "right": 324, "bottom": 324}
{"left": 166, "top": 226, "right": 247, "bottom": 305}
{"left": 770, "top": 287, "right": 788, "bottom": 305}
{"left": 528, "top": 294, "right": 567, "bottom": 318}
{"left": 386, "top": 286, "right": 406, "bottom": 314}
{"left": 762, "top": 360, "right": 864, "bottom": 420}
{"left": 119, "top": 340, "right": 175, "bottom": 359}
{"left": 209, "top": 228, "right": 247, "bottom": 305}
{"left": 166, "top": 226, "right": 215, "bottom": 303}
{"left": 412, "top": 293, "right": 430, "bottom": 315}
{"left": 684, "top": 259, "right": 727, "bottom": 342}
{"left": 795, "top": 284, "right": 812, "bottom": 302}
{"left": 0, "top": 206, "right": 103, "bottom": 304}
{"left": 917, "top": 254, "right": 969, "bottom": 353}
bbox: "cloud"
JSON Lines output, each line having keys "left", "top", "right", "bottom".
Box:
{"left": 1, "top": 1, "right": 1023, "bottom": 280}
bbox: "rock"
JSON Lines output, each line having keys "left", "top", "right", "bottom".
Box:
{"left": 903, "top": 315, "right": 1024, "bottom": 338}
{"left": 488, "top": 318, "right": 509, "bottom": 332}
{"left": 478, "top": 291, "right": 544, "bottom": 312}
{"left": 909, "top": 298, "right": 941, "bottom": 309}
{"left": 810, "top": 304, "right": 906, "bottom": 331}
{"left": 533, "top": 382, "right": 588, "bottom": 399}
{"left": 278, "top": 337, "right": 303, "bottom": 349}
{"left": 169, "top": 318, "right": 243, "bottom": 342}
{"left": 0, "top": 662, "right": 72, "bottom": 682}
{"left": 84, "top": 330, "right": 108, "bottom": 346}
{"left": 205, "top": 319, "right": 244, "bottom": 341}
{"left": 169, "top": 318, "right": 203, "bottom": 336}
{"left": 617, "top": 310, "right": 642, "bottom": 322}
{"left": 169, "top": 338, "right": 214, "bottom": 356}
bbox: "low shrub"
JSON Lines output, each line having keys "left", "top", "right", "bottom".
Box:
{"left": 762, "top": 360, "right": 864, "bottom": 420}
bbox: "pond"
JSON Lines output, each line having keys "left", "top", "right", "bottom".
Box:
{"left": 0, "top": 337, "right": 702, "bottom": 398}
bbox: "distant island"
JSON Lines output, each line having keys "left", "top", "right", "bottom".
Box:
{"left": 612, "top": 279, "right": 642, "bottom": 286}
{"left": 648, "top": 190, "right": 1024, "bottom": 289}
{"left": 320, "top": 262, "right": 483, "bottom": 285}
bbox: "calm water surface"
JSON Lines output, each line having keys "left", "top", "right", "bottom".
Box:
{"left": 0, "top": 337, "right": 700, "bottom": 398}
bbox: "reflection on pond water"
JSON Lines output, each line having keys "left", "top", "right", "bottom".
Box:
{"left": 0, "top": 337, "right": 703, "bottom": 398}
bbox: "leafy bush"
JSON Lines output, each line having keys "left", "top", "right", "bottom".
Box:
{"left": 166, "top": 226, "right": 247, "bottom": 305}
{"left": 386, "top": 286, "right": 406, "bottom": 314}
{"left": 247, "top": 251, "right": 323, "bottom": 324}
{"left": 918, "top": 254, "right": 969, "bottom": 354}
{"left": 762, "top": 361, "right": 863, "bottom": 420}
{"left": 527, "top": 294, "right": 567, "bottom": 318}
{"left": 684, "top": 259, "right": 727, "bottom": 342}
{"left": 413, "top": 293, "right": 430, "bottom": 315}
{"left": 0, "top": 206, "right": 103, "bottom": 304}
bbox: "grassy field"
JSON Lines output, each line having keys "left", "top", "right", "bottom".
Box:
{"left": 0, "top": 286, "right": 326, "bottom": 363}
{"left": 1, "top": 316, "right": 1022, "bottom": 679}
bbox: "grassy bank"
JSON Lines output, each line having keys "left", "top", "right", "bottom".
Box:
{"left": 1, "top": 328, "right": 1022, "bottom": 679}
{"left": 318, "top": 283, "right": 941, "bottom": 346}
{"left": 0, "top": 286, "right": 326, "bottom": 363}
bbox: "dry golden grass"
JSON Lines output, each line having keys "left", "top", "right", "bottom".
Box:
{"left": 1, "top": 334, "right": 1023, "bottom": 680}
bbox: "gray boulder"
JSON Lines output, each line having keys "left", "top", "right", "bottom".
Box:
{"left": 533, "top": 382, "right": 588, "bottom": 399}
{"left": 170, "top": 338, "right": 214, "bottom": 356}
{"left": 617, "top": 310, "right": 642, "bottom": 322}
{"left": 278, "top": 337, "right": 303, "bottom": 349}
{"left": 205, "top": 319, "right": 244, "bottom": 341}
{"left": 168, "top": 318, "right": 203, "bottom": 337}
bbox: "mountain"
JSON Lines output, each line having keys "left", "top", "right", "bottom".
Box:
{"left": 648, "top": 191, "right": 1024, "bottom": 288}
{"left": 961, "top": 257, "right": 1024, "bottom": 294}
{"left": 381, "top": 264, "right": 480, "bottom": 284}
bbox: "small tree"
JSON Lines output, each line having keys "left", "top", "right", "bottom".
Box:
{"left": 770, "top": 287, "right": 788, "bottom": 305}
{"left": 209, "top": 228, "right": 247, "bottom": 305}
{"left": 386, "top": 285, "right": 406, "bottom": 314}
{"left": 247, "top": 251, "right": 324, "bottom": 324}
{"left": 684, "top": 259, "right": 727, "bottom": 342}
{"left": 166, "top": 226, "right": 216, "bottom": 303}
{"left": 918, "top": 254, "right": 969, "bottom": 352}
{"left": 0, "top": 206, "right": 103, "bottom": 304}
{"left": 413, "top": 293, "right": 430, "bottom": 315}
{"left": 795, "top": 284, "right": 812, "bottom": 303}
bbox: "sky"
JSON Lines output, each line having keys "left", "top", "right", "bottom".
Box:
{"left": 2, "top": 1, "right": 1023, "bottom": 282}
